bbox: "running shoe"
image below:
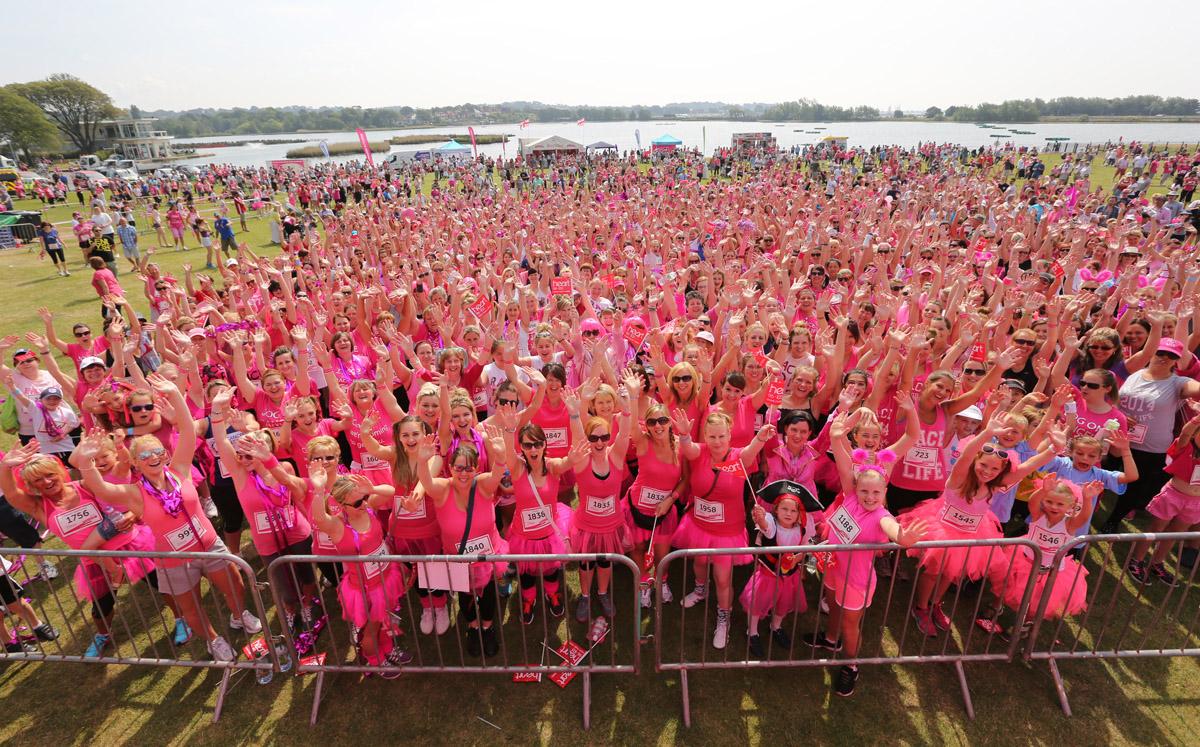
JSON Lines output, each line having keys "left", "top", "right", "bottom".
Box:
{"left": 85, "top": 633, "right": 112, "bottom": 658}
{"left": 545, "top": 590, "right": 565, "bottom": 618}
{"left": 4, "top": 641, "right": 36, "bottom": 654}
{"left": 33, "top": 623, "right": 58, "bottom": 641}
{"left": 974, "top": 617, "right": 1005, "bottom": 637}
{"left": 229, "top": 610, "right": 262, "bottom": 634}
{"left": 575, "top": 595, "right": 591, "bottom": 623}
{"left": 681, "top": 586, "right": 707, "bottom": 609}
{"left": 931, "top": 603, "right": 952, "bottom": 631}
{"left": 207, "top": 636, "right": 236, "bottom": 662}
{"left": 434, "top": 605, "right": 451, "bottom": 634}
{"left": 597, "top": 592, "right": 615, "bottom": 618}
{"left": 834, "top": 665, "right": 859, "bottom": 697}
{"left": 712, "top": 615, "right": 730, "bottom": 650}
{"left": 482, "top": 626, "right": 499, "bottom": 657}
{"left": 912, "top": 607, "right": 938, "bottom": 637}
{"left": 640, "top": 587, "right": 653, "bottom": 609}
{"left": 802, "top": 632, "right": 842, "bottom": 652}
{"left": 39, "top": 560, "right": 59, "bottom": 580}
{"left": 659, "top": 584, "right": 673, "bottom": 604}
{"left": 521, "top": 598, "right": 536, "bottom": 625}
{"left": 173, "top": 618, "right": 193, "bottom": 645}
{"left": 748, "top": 634, "right": 765, "bottom": 659}
{"left": 465, "top": 628, "right": 482, "bottom": 657}
{"left": 771, "top": 627, "right": 792, "bottom": 650}
{"left": 1149, "top": 562, "right": 1178, "bottom": 588}
{"left": 1128, "top": 559, "right": 1150, "bottom": 585}
{"left": 419, "top": 607, "right": 435, "bottom": 634}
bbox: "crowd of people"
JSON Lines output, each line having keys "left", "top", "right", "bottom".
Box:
{"left": 2, "top": 138, "right": 1200, "bottom": 697}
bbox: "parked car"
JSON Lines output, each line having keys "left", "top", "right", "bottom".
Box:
{"left": 74, "top": 170, "right": 110, "bottom": 189}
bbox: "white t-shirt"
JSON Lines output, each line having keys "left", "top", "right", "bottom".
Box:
{"left": 93, "top": 212, "right": 115, "bottom": 236}
{"left": 11, "top": 370, "right": 58, "bottom": 435}
{"left": 33, "top": 403, "right": 80, "bottom": 454}
{"left": 480, "top": 362, "right": 530, "bottom": 416}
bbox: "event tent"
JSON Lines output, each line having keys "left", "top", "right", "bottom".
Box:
{"left": 518, "top": 135, "right": 585, "bottom": 157}
{"left": 434, "top": 140, "right": 473, "bottom": 159}
{"left": 651, "top": 134, "right": 683, "bottom": 152}
{"left": 586, "top": 141, "right": 618, "bottom": 151}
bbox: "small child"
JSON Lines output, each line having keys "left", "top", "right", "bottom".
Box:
{"left": 1038, "top": 432, "right": 1136, "bottom": 540}
{"left": 980, "top": 476, "right": 1097, "bottom": 636}
{"left": 1128, "top": 413, "right": 1200, "bottom": 586}
{"left": 2, "top": 380, "right": 79, "bottom": 461}
{"left": 740, "top": 495, "right": 817, "bottom": 658}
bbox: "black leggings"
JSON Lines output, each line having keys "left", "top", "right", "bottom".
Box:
{"left": 92, "top": 569, "right": 160, "bottom": 619}
{"left": 577, "top": 560, "right": 612, "bottom": 570}
{"left": 0, "top": 497, "right": 41, "bottom": 548}
{"left": 520, "top": 569, "right": 563, "bottom": 589}
{"left": 1103, "top": 449, "right": 1169, "bottom": 529}
{"left": 459, "top": 580, "right": 498, "bottom": 624}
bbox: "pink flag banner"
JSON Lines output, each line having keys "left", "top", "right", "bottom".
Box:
{"left": 355, "top": 128, "right": 375, "bottom": 169}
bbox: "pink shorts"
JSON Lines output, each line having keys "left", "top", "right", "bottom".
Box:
{"left": 1146, "top": 483, "right": 1200, "bottom": 525}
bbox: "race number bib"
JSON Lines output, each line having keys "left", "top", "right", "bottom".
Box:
{"left": 543, "top": 427, "right": 568, "bottom": 449}
{"left": 694, "top": 498, "right": 725, "bottom": 523}
{"left": 166, "top": 520, "right": 209, "bottom": 552}
{"left": 362, "top": 542, "right": 388, "bottom": 579}
{"left": 827, "top": 506, "right": 861, "bottom": 544}
{"left": 1127, "top": 423, "right": 1147, "bottom": 446}
{"left": 906, "top": 446, "right": 937, "bottom": 467}
{"left": 253, "top": 505, "right": 297, "bottom": 533}
{"left": 54, "top": 503, "right": 102, "bottom": 538}
{"left": 314, "top": 531, "right": 336, "bottom": 551}
{"left": 637, "top": 487, "right": 671, "bottom": 511}
{"left": 472, "top": 390, "right": 489, "bottom": 409}
{"left": 586, "top": 494, "right": 617, "bottom": 516}
{"left": 361, "top": 453, "right": 387, "bottom": 469}
{"left": 1190, "top": 465, "right": 1200, "bottom": 487}
{"left": 393, "top": 495, "right": 427, "bottom": 520}
{"left": 1031, "top": 526, "right": 1067, "bottom": 567}
{"left": 941, "top": 505, "right": 983, "bottom": 533}
{"left": 521, "top": 505, "right": 552, "bottom": 532}
{"left": 461, "top": 534, "right": 495, "bottom": 556}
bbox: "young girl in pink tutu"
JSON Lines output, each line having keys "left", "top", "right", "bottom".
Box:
{"left": 309, "top": 471, "right": 407, "bottom": 676}
{"left": 980, "top": 476, "right": 1097, "bottom": 635}
{"left": 740, "top": 495, "right": 817, "bottom": 659}
{"left": 901, "top": 414, "right": 1064, "bottom": 637}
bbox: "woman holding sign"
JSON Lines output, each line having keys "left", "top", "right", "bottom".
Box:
{"left": 673, "top": 411, "right": 775, "bottom": 650}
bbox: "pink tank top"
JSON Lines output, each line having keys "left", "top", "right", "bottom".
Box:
{"left": 510, "top": 469, "right": 560, "bottom": 539}
{"left": 708, "top": 397, "right": 756, "bottom": 449}
{"left": 331, "top": 511, "right": 389, "bottom": 588}
{"left": 1025, "top": 515, "right": 1071, "bottom": 569}
{"left": 346, "top": 401, "right": 393, "bottom": 477}
{"left": 252, "top": 389, "right": 288, "bottom": 436}
{"left": 531, "top": 400, "right": 571, "bottom": 458}
{"left": 284, "top": 419, "right": 337, "bottom": 478}
{"left": 627, "top": 444, "right": 682, "bottom": 516}
{"left": 237, "top": 472, "right": 312, "bottom": 556}
{"left": 42, "top": 483, "right": 134, "bottom": 551}
{"left": 574, "top": 456, "right": 625, "bottom": 532}
{"left": 687, "top": 446, "right": 747, "bottom": 537}
{"left": 139, "top": 471, "right": 217, "bottom": 568}
{"left": 389, "top": 477, "right": 440, "bottom": 540}
{"left": 937, "top": 487, "right": 989, "bottom": 534}
{"left": 891, "top": 406, "right": 949, "bottom": 491}
{"left": 437, "top": 483, "right": 501, "bottom": 555}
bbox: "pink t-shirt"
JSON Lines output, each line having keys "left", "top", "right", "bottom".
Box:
{"left": 1070, "top": 388, "right": 1129, "bottom": 441}
{"left": 91, "top": 269, "right": 123, "bottom": 298}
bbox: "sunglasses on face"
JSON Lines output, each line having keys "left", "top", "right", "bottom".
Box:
{"left": 343, "top": 496, "right": 368, "bottom": 509}
{"left": 587, "top": 433, "right": 611, "bottom": 443}
{"left": 672, "top": 375, "right": 693, "bottom": 383}
{"left": 1155, "top": 351, "right": 1180, "bottom": 360}
{"left": 963, "top": 368, "right": 986, "bottom": 376}
{"left": 130, "top": 403, "right": 155, "bottom": 413}
{"left": 450, "top": 463, "right": 474, "bottom": 473}
{"left": 137, "top": 447, "right": 166, "bottom": 460}
{"left": 980, "top": 444, "right": 1010, "bottom": 459}
{"left": 1080, "top": 381, "right": 1104, "bottom": 390}
{"left": 582, "top": 330, "right": 600, "bottom": 337}
{"left": 1087, "top": 344, "right": 1115, "bottom": 351}
{"left": 497, "top": 398, "right": 518, "bottom": 407}
{"left": 646, "top": 416, "right": 671, "bottom": 427}
{"left": 521, "top": 440, "right": 545, "bottom": 449}
{"left": 1014, "top": 339, "right": 1036, "bottom": 347}
{"left": 74, "top": 330, "right": 91, "bottom": 338}
{"left": 309, "top": 454, "right": 339, "bottom": 463}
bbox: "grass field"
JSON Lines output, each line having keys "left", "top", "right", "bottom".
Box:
{"left": 1, "top": 149, "right": 1199, "bottom": 745}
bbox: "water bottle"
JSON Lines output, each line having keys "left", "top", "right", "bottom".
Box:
{"left": 255, "top": 649, "right": 273, "bottom": 686}
{"left": 276, "top": 639, "right": 293, "bottom": 674}
{"left": 1100, "top": 419, "right": 1121, "bottom": 458}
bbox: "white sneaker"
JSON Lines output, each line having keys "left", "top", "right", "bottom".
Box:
{"left": 202, "top": 495, "right": 219, "bottom": 520}
{"left": 434, "top": 605, "right": 450, "bottom": 635}
{"left": 682, "top": 587, "right": 707, "bottom": 609}
{"left": 229, "top": 610, "right": 262, "bottom": 634}
{"left": 40, "top": 560, "right": 59, "bottom": 580}
{"left": 419, "top": 607, "right": 435, "bottom": 635}
{"left": 713, "top": 617, "right": 730, "bottom": 650}
{"left": 820, "top": 597, "right": 830, "bottom": 615}
{"left": 207, "top": 636, "right": 236, "bottom": 662}
{"left": 660, "top": 584, "right": 674, "bottom": 604}
{"left": 640, "top": 587, "right": 653, "bottom": 608}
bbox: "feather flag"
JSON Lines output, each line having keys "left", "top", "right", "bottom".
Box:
{"left": 576, "top": 118, "right": 586, "bottom": 126}
{"left": 519, "top": 119, "right": 530, "bottom": 129}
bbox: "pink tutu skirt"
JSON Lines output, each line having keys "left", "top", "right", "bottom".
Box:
{"left": 992, "top": 550, "right": 1089, "bottom": 620}
{"left": 623, "top": 500, "right": 679, "bottom": 545}
{"left": 569, "top": 507, "right": 633, "bottom": 554}
{"left": 338, "top": 565, "right": 404, "bottom": 628}
{"left": 739, "top": 564, "right": 807, "bottom": 617}
{"left": 468, "top": 537, "right": 511, "bottom": 594}
{"left": 899, "top": 498, "right": 1003, "bottom": 580}
{"left": 506, "top": 505, "right": 572, "bottom": 575}
{"left": 671, "top": 515, "right": 751, "bottom": 566}
{"left": 388, "top": 533, "right": 442, "bottom": 556}
{"left": 74, "top": 525, "right": 156, "bottom": 600}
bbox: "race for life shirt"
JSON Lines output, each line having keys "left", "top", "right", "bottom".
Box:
{"left": 1118, "top": 371, "right": 1190, "bottom": 453}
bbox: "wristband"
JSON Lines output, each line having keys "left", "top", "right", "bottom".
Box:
{"left": 125, "top": 426, "right": 135, "bottom": 436}
{"left": 263, "top": 455, "right": 280, "bottom": 470}
{"left": 39, "top": 350, "right": 50, "bottom": 356}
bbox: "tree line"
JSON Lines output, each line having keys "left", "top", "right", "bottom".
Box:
{"left": 924, "top": 95, "right": 1199, "bottom": 122}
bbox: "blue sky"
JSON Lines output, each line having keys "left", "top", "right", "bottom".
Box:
{"left": 5, "top": 0, "right": 1191, "bottom": 111}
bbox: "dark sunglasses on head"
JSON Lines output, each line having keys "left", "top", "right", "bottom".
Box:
{"left": 1080, "top": 381, "right": 1104, "bottom": 390}
{"left": 646, "top": 416, "right": 671, "bottom": 427}
{"left": 130, "top": 404, "right": 155, "bottom": 413}
{"left": 587, "top": 433, "right": 611, "bottom": 443}
{"left": 980, "top": 444, "right": 1009, "bottom": 459}
{"left": 672, "top": 375, "right": 693, "bottom": 383}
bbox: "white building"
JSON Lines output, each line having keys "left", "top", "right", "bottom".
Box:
{"left": 96, "top": 118, "right": 175, "bottom": 161}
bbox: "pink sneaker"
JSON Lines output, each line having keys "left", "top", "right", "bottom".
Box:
{"left": 912, "top": 607, "right": 938, "bottom": 637}
{"left": 931, "top": 603, "right": 951, "bottom": 631}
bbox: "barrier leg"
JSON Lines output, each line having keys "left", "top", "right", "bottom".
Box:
{"left": 953, "top": 660, "right": 975, "bottom": 720}
{"left": 309, "top": 671, "right": 326, "bottom": 727}
{"left": 680, "top": 669, "right": 691, "bottom": 728}
{"left": 1048, "top": 660, "right": 1072, "bottom": 716}
{"left": 213, "top": 668, "right": 232, "bottom": 724}
{"left": 583, "top": 671, "right": 592, "bottom": 730}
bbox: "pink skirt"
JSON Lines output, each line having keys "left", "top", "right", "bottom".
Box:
{"left": 338, "top": 565, "right": 404, "bottom": 628}
{"left": 739, "top": 565, "right": 807, "bottom": 617}
{"left": 568, "top": 522, "right": 633, "bottom": 555}
{"left": 899, "top": 498, "right": 1003, "bottom": 580}
{"left": 506, "top": 505, "right": 572, "bottom": 575}
{"left": 388, "top": 534, "right": 442, "bottom": 556}
{"left": 994, "top": 550, "right": 1089, "bottom": 620}
{"left": 671, "top": 515, "right": 751, "bottom": 566}
{"left": 74, "top": 525, "right": 156, "bottom": 601}
{"left": 468, "top": 537, "right": 511, "bottom": 594}
{"left": 622, "top": 500, "right": 679, "bottom": 545}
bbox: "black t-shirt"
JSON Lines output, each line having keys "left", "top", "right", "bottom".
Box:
{"left": 1002, "top": 359, "right": 1038, "bottom": 395}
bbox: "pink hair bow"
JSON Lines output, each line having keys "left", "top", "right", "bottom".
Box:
{"left": 1136, "top": 275, "right": 1167, "bottom": 292}
{"left": 1079, "top": 268, "right": 1113, "bottom": 283}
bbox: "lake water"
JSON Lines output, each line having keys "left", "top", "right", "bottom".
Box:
{"left": 173, "top": 120, "right": 1200, "bottom": 168}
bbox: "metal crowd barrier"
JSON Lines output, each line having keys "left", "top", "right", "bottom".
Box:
{"left": 0, "top": 547, "right": 284, "bottom": 722}
{"left": 1022, "top": 532, "right": 1200, "bottom": 716}
{"left": 266, "top": 552, "right": 642, "bottom": 728}
{"left": 655, "top": 538, "right": 1044, "bottom": 726}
